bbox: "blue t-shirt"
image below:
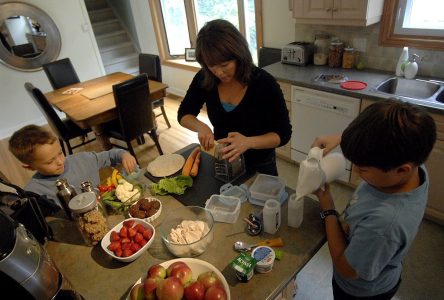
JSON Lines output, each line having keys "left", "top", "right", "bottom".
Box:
{"left": 25, "top": 149, "right": 126, "bottom": 207}
{"left": 334, "top": 166, "right": 428, "bottom": 297}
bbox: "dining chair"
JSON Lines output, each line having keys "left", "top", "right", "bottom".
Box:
{"left": 42, "top": 58, "right": 80, "bottom": 90}
{"left": 139, "top": 53, "right": 171, "bottom": 128}
{"left": 104, "top": 74, "right": 163, "bottom": 162}
{"left": 24, "top": 82, "right": 95, "bottom": 155}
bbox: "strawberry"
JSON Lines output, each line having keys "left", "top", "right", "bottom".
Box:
{"left": 123, "top": 220, "right": 135, "bottom": 228}
{"left": 128, "top": 227, "right": 137, "bottom": 238}
{"left": 120, "top": 237, "right": 131, "bottom": 244}
{"left": 138, "top": 238, "right": 147, "bottom": 247}
{"left": 107, "top": 241, "right": 120, "bottom": 251}
{"left": 134, "top": 232, "right": 143, "bottom": 243}
{"left": 130, "top": 243, "right": 142, "bottom": 253}
{"left": 114, "top": 249, "right": 123, "bottom": 257}
{"left": 122, "top": 242, "right": 131, "bottom": 250}
{"left": 134, "top": 224, "right": 145, "bottom": 233}
{"left": 110, "top": 231, "right": 120, "bottom": 242}
{"left": 142, "top": 228, "right": 153, "bottom": 240}
{"left": 119, "top": 226, "right": 128, "bottom": 238}
{"left": 122, "top": 249, "right": 133, "bottom": 257}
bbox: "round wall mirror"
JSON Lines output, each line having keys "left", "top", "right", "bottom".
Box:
{"left": 0, "top": 2, "right": 61, "bottom": 71}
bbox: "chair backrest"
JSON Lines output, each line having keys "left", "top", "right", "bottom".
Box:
{"left": 258, "top": 47, "right": 282, "bottom": 68}
{"left": 139, "top": 53, "right": 162, "bottom": 82}
{"left": 42, "top": 58, "right": 80, "bottom": 90}
{"left": 112, "top": 74, "right": 155, "bottom": 141}
{"left": 24, "top": 82, "right": 67, "bottom": 139}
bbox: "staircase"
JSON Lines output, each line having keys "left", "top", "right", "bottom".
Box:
{"left": 84, "top": 0, "right": 139, "bottom": 75}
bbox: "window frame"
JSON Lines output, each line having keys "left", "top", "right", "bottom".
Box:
{"left": 149, "top": 0, "right": 263, "bottom": 72}
{"left": 379, "top": 0, "right": 444, "bottom": 51}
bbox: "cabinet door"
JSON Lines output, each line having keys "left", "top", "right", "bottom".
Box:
{"left": 333, "top": 0, "right": 366, "bottom": 20}
{"left": 424, "top": 139, "right": 444, "bottom": 224}
{"left": 292, "top": 0, "right": 333, "bottom": 19}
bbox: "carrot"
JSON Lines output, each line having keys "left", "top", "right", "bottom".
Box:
{"left": 182, "top": 147, "right": 200, "bottom": 176}
{"left": 190, "top": 152, "right": 201, "bottom": 177}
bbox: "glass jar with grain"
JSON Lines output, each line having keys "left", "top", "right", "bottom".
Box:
{"left": 342, "top": 47, "right": 355, "bottom": 69}
{"left": 328, "top": 40, "right": 343, "bottom": 68}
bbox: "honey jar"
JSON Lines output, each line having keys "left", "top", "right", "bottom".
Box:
{"left": 342, "top": 47, "right": 356, "bottom": 69}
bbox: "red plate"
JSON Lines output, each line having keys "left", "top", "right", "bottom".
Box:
{"left": 340, "top": 80, "right": 367, "bottom": 90}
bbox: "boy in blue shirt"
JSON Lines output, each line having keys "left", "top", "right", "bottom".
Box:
{"left": 313, "top": 100, "right": 436, "bottom": 299}
{"left": 8, "top": 124, "right": 137, "bottom": 209}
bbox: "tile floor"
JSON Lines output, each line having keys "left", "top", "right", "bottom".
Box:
{"left": 276, "top": 159, "right": 444, "bottom": 300}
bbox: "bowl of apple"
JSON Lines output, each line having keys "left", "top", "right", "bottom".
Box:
{"left": 128, "top": 258, "right": 230, "bottom": 300}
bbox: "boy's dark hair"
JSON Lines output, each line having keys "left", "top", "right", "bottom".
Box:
{"left": 9, "top": 125, "right": 58, "bottom": 164}
{"left": 195, "top": 19, "right": 254, "bottom": 90}
{"left": 341, "top": 100, "right": 436, "bottom": 171}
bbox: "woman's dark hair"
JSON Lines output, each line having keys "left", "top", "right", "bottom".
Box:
{"left": 340, "top": 100, "right": 436, "bottom": 171}
{"left": 195, "top": 19, "right": 254, "bottom": 90}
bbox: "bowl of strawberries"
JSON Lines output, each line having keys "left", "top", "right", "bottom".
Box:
{"left": 101, "top": 218, "right": 155, "bottom": 263}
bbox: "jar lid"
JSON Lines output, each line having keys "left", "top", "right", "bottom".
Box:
{"left": 68, "top": 192, "right": 96, "bottom": 213}
{"left": 344, "top": 47, "right": 354, "bottom": 51}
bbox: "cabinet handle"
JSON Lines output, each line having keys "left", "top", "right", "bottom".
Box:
{"left": 326, "top": 8, "right": 332, "bottom": 12}
{"left": 332, "top": 8, "right": 338, "bottom": 12}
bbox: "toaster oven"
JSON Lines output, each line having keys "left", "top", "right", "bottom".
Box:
{"left": 281, "top": 42, "right": 314, "bottom": 66}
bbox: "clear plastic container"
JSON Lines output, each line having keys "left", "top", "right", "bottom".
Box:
{"left": 205, "top": 194, "right": 241, "bottom": 223}
{"left": 248, "top": 174, "right": 286, "bottom": 206}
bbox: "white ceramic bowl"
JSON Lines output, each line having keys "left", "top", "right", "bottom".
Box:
{"left": 101, "top": 218, "right": 155, "bottom": 263}
{"left": 159, "top": 206, "right": 214, "bottom": 257}
{"left": 127, "top": 258, "right": 230, "bottom": 300}
{"left": 128, "top": 197, "right": 162, "bottom": 223}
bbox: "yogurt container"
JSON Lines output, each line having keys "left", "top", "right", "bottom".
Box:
{"left": 252, "top": 246, "right": 275, "bottom": 273}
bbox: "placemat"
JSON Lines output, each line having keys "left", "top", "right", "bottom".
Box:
{"left": 144, "top": 144, "right": 254, "bottom": 207}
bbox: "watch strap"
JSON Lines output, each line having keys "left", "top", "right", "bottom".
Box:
{"left": 320, "top": 209, "right": 339, "bottom": 220}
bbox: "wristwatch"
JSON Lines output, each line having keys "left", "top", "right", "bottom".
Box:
{"left": 320, "top": 209, "right": 339, "bottom": 221}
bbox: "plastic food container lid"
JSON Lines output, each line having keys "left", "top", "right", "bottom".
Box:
{"left": 220, "top": 183, "right": 248, "bottom": 203}
{"left": 69, "top": 192, "right": 96, "bottom": 213}
{"left": 340, "top": 80, "right": 367, "bottom": 90}
{"left": 252, "top": 246, "right": 275, "bottom": 273}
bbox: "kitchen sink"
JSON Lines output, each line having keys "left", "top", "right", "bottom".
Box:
{"left": 375, "top": 77, "right": 442, "bottom": 100}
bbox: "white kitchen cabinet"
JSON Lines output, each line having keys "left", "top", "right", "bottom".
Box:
{"left": 291, "top": 0, "right": 384, "bottom": 26}
{"left": 276, "top": 81, "right": 292, "bottom": 162}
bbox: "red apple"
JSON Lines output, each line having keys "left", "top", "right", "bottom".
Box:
{"left": 197, "top": 271, "right": 222, "bottom": 290}
{"left": 156, "top": 277, "right": 184, "bottom": 300}
{"left": 144, "top": 277, "right": 160, "bottom": 300}
{"left": 184, "top": 280, "right": 205, "bottom": 300}
{"left": 148, "top": 264, "right": 167, "bottom": 279}
{"left": 166, "top": 261, "right": 188, "bottom": 277}
{"left": 204, "top": 286, "right": 227, "bottom": 300}
{"left": 171, "top": 264, "right": 193, "bottom": 285}
{"left": 129, "top": 283, "right": 144, "bottom": 300}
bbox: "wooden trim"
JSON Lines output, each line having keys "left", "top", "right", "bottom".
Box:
{"left": 163, "top": 59, "right": 201, "bottom": 72}
{"left": 379, "top": 0, "right": 444, "bottom": 50}
{"left": 255, "top": 0, "right": 263, "bottom": 49}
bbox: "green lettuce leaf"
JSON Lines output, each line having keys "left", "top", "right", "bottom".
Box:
{"left": 150, "top": 175, "right": 193, "bottom": 195}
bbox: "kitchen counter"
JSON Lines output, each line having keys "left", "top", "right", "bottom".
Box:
{"left": 44, "top": 174, "right": 326, "bottom": 300}
{"left": 264, "top": 63, "right": 444, "bottom": 113}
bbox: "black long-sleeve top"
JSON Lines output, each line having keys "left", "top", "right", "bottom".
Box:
{"left": 178, "top": 67, "right": 292, "bottom": 171}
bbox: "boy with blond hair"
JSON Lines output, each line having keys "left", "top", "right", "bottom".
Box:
{"left": 9, "top": 124, "right": 137, "bottom": 208}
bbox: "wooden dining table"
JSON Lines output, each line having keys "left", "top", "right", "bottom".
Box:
{"left": 44, "top": 72, "right": 168, "bottom": 150}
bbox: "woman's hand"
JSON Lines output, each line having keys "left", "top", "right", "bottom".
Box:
{"left": 121, "top": 152, "right": 138, "bottom": 174}
{"left": 311, "top": 134, "right": 341, "bottom": 155}
{"left": 217, "top": 132, "right": 250, "bottom": 162}
{"left": 197, "top": 123, "right": 215, "bottom": 151}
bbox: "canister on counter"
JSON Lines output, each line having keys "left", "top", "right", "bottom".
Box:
{"left": 68, "top": 192, "right": 109, "bottom": 246}
{"left": 252, "top": 246, "right": 276, "bottom": 273}
{"left": 342, "top": 47, "right": 356, "bottom": 69}
{"left": 313, "top": 34, "right": 329, "bottom": 66}
{"left": 328, "top": 39, "right": 343, "bottom": 68}
{"left": 55, "top": 178, "right": 77, "bottom": 220}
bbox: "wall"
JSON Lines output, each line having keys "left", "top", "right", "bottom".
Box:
{"left": 0, "top": 0, "right": 104, "bottom": 139}
{"left": 294, "top": 23, "right": 444, "bottom": 78}
{"left": 262, "top": 0, "right": 295, "bottom": 48}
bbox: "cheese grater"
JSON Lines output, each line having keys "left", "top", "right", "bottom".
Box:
{"left": 214, "top": 144, "right": 246, "bottom": 183}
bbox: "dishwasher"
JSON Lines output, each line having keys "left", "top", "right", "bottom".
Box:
{"left": 290, "top": 86, "right": 361, "bottom": 182}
